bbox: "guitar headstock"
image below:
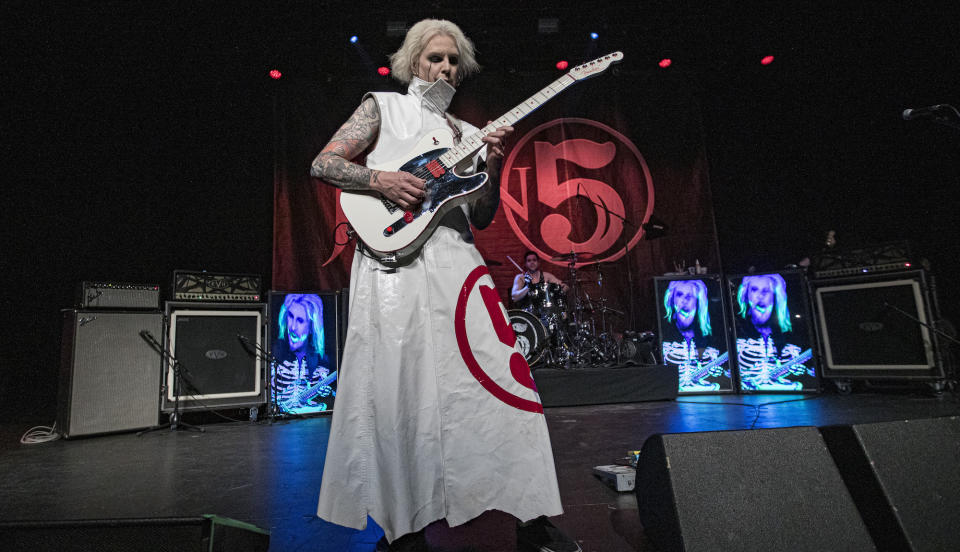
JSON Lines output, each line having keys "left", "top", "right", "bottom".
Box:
{"left": 569, "top": 51, "right": 624, "bottom": 81}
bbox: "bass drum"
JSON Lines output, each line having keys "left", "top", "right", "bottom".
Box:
{"left": 508, "top": 309, "right": 547, "bottom": 367}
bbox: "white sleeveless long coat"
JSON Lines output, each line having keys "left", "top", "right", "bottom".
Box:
{"left": 316, "top": 79, "right": 563, "bottom": 542}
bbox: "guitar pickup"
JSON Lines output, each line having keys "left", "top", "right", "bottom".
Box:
{"left": 426, "top": 159, "right": 446, "bottom": 177}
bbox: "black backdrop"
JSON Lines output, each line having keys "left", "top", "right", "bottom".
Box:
{"left": 3, "top": 1, "right": 958, "bottom": 420}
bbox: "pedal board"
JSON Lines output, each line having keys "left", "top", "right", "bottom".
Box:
{"left": 592, "top": 464, "right": 636, "bottom": 492}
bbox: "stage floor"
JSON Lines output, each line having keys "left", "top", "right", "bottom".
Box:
{"left": 2, "top": 390, "right": 959, "bottom": 551}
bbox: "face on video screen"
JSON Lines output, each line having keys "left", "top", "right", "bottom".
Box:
{"left": 743, "top": 276, "right": 775, "bottom": 326}
{"left": 271, "top": 292, "right": 337, "bottom": 414}
{"left": 657, "top": 277, "right": 732, "bottom": 394}
{"left": 285, "top": 302, "right": 310, "bottom": 351}
{"left": 668, "top": 280, "right": 702, "bottom": 331}
{"left": 731, "top": 272, "right": 818, "bottom": 392}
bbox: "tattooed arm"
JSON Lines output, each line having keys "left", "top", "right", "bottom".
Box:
{"left": 310, "top": 96, "right": 425, "bottom": 211}
{"left": 470, "top": 124, "right": 514, "bottom": 230}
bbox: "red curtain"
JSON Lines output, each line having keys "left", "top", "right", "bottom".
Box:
{"left": 273, "top": 70, "right": 720, "bottom": 331}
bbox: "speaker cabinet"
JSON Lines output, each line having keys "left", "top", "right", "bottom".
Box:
{"left": 822, "top": 417, "right": 960, "bottom": 552}
{"left": 57, "top": 310, "right": 163, "bottom": 438}
{"left": 0, "top": 514, "right": 269, "bottom": 552}
{"left": 811, "top": 270, "right": 943, "bottom": 380}
{"left": 636, "top": 427, "right": 875, "bottom": 551}
{"left": 78, "top": 281, "right": 160, "bottom": 309}
{"left": 163, "top": 302, "right": 267, "bottom": 412}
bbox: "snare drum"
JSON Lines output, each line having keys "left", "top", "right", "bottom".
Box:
{"left": 508, "top": 309, "right": 547, "bottom": 367}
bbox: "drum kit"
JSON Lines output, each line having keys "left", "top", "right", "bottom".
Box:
{"left": 507, "top": 252, "right": 626, "bottom": 369}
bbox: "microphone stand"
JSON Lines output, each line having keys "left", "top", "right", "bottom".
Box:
{"left": 138, "top": 329, "right": 204, "bottom": 435}
{"left": 931, "top": 104, "right": 960, "bottom": 130}
{"left": 883, "top": 301, "right": 959, "bottom": 390}
{"left": 237, "top": 334, "right": 301, "bottom": 423}
{"left": 904, "top": 104, "right": 960, "bottom": 130}
{"left": 883, "top": 302, "right": 960, "bottom": 347}
{"left": 570, "top": 183, "right": 642, "bottom": 332}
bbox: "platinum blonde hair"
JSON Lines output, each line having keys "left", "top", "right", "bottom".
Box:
{"left": 389, "top": 19, "right": 480, "bottom": 85}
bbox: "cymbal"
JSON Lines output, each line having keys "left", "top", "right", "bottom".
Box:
{"left": 483, "top": 258, "right": 503, "bottom": 266}
{"left": 551, "top": 252, "right": 595, "bottom": 261}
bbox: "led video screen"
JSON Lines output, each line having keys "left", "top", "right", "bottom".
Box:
{"left": 655, "top": 274, "right": 734, "bottom": 393}
{"left": 268, "top": 291, "right": 340, "bottom": 414}
{"left": 728, "top": 271, "right": 818, "bottom": 392}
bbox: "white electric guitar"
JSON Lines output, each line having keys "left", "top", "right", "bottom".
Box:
{"left": 339, "top": 51, "right": 624, "bottom": 262}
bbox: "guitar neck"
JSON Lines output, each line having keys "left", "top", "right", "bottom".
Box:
{"left": 439, "top": 51, "right": 623, "bottom": 168}
{"left": 439, "top": 74, "right": 578, "bottom": 167}
{"left": 692, "top": 351, "right": 729, "bottom": 379}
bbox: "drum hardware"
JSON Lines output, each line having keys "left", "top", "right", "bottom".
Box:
{"left": 506, "top": 251, "right": 632, "bottom": 369}
{"left": 551, "top": 252, "right": 595, "bottom": 262}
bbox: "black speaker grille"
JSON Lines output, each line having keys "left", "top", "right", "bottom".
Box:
{"left": 849, "top": 417, "right": 960, "bottom": 551}
{"left": 164, "top": 304, "right": 266, "bottom": 412}
{"left": 813, "top": 271, "right": 942, "bottom": 379}
{"left": 637, "top": 427, "right": 875, "bottom": 552}
{"left": 58, "top": 311, "right": 162, "bottom": 437}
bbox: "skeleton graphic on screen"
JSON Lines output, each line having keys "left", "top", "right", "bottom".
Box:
{"left": 734, "top": 274, "right": 813, "bottom": 391}
{"left": 661, "top": 280, "right": 725, "bottom": 392}
{"left": 273, "top": 294, "right": 333, "bottom": 412}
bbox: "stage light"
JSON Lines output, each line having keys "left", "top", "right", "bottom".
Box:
{"left": 658, "top": 58, "right": 672, "bottom": 68}
{"left": 349, "top": 35, "right": 358, "bottom": 43}
{"left": 377, "top": 66, "right": 390, "bottom": 76}
{"left": 589, "top": 32, "right": 599, "bottom": 40}
{"left": 556, "top": 60, "right": 569, "bottom": 70}
{"left": 269, "top": 69, "right": 282, "bottom": 80}
{"left": 761, "top": 55, "right": 775, "bottom": 65}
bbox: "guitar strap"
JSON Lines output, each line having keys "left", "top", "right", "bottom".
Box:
{"left": 444, "top": 113, "right": 463, "bottom": 144}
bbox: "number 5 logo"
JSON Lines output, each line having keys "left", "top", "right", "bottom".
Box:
{"left": 455, "top": 266, "right": 542, "bottom": 413}
{"left": 535, "top": 138, "right": 624, "bottom": 255}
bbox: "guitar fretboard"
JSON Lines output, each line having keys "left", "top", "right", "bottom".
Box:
{"left": 438, "top": 51, "right": 622, "bottom": 168}
{"left": 439, "top": 74, "right": 577, "bottom": 168}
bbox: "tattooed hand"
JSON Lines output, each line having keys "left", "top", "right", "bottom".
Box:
{"left": 310, "top": 96, "right": 381, "bottom": 190}
{"left": 370, "top": 170, "right": 426, "bottom": 211}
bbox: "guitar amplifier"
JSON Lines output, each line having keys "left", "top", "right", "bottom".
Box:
{"left": 79, "top": 282, "right": 161, "bottom": 310}
{"left": 58, "top": 309, "right": 163, "bottom": 437}
{"left": 173, "top": 270, "right": 262, "bottom": 302}
{"left": 812, "top": 241, "right": 913, "bottom": 278}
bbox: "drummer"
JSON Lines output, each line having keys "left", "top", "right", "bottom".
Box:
{"left": 511, "top": 250, "right": 569, "bottom": 312}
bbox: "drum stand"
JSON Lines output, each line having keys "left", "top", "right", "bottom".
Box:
{"left": 558, "top": 257, "right": 626, "bottom": 368}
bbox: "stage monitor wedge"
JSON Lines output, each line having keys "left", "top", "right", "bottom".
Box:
{"left": 821, "top": 416, "right": 960, "bottom": 552}
{"left": 0, "top": 514, "right": 269, "bottom": 552}
{"left": 636, "top": 427, "right": 875, "bottom": 552}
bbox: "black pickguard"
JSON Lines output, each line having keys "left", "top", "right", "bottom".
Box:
{"left": 382, "top": 148, "right": 487, "bottom": 237}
